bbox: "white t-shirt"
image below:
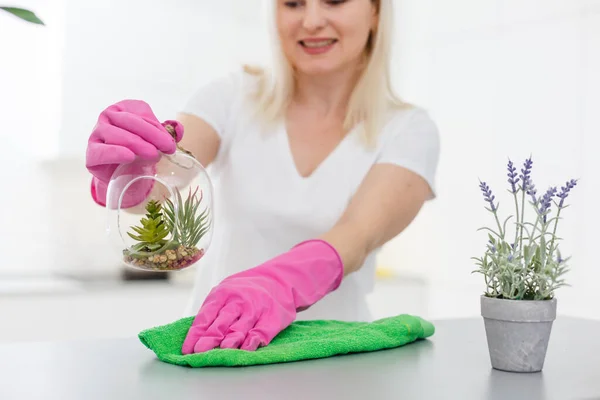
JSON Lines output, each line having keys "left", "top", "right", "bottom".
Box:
{"left": 180, "top": 69, "right": 440, "bottom": 322}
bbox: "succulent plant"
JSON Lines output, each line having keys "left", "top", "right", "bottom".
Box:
{"left": 126, "top": 200, "right": 171, "bottom": 253}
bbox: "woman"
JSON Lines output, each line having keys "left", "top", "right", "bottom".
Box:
{"left": 85, "top": 0, "right": 440, "bottom": 354}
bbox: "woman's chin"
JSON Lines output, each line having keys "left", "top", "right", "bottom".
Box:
{"left": 294, "top": 63, "right": 343, "bottom": 78}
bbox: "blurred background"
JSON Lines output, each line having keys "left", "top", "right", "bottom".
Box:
{"left": 1, "top": 0, "right": 598, "bottom": 342}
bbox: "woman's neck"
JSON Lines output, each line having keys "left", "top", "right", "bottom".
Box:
{"left": 292, "top": 67, "right": 361, "bottom": 119}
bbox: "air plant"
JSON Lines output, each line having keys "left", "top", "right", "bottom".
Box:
{"left": 472, "top": 156, "right": 578, "bottom": 301}
{"left": 162, "top": 186, "right": 211, "bottom": 249}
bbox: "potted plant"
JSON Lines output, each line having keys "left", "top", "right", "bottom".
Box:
{"left": 472, "top": 156, "right": 578, "bottom": 373}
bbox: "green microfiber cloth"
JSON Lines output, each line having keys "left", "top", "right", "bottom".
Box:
{"left": 138, "top": 314, "right": 435, "bottom": 367}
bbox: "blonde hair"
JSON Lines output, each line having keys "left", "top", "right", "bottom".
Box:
{"left": 244, "top": 0, "right": 411, "bottom": 147}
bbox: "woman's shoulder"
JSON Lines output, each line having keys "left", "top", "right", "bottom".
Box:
{"left": 384, "top": 103, "right": 437, "bottom": 130}
{"left": 379, "top": 103, "right": 440, "bottom": 145}
{"left": 372, "top": 103, "right": 441, "bottom": 197}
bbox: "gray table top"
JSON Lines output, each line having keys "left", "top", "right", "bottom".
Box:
{"left": 1, "top": 316, "right": 599, "bottom": 400}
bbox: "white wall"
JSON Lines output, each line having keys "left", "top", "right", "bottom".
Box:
{"left": 0, "top": 0, "right": 65, "bottom": 279}
{"left": 376, "top": 0, "right": 599, "bottom": 319}
{"left": 0, "top": 0, "right": 64, "bottom": 162}
{"left": 1, "top": 1, "right": 599, "bottom": 318}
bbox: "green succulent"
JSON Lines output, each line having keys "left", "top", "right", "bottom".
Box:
{"left": 127, "top": 200, "right": 170, "bottom": 253}
{"left": 124, "top": 186, "right": 210, "bottom": 261}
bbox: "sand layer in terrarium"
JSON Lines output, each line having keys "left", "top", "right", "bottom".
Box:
{"left": 124, "top": 245, "right": 205, "bottom": 271}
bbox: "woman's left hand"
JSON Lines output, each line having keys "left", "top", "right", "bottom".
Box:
{"left": 181, "top": 239, "right": 344, "bottom": 353}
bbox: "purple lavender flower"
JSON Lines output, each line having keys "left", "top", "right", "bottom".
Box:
{"left": 556, "top": 179, "right": 578, "bottom": 207}
{"left": 507, "top": 159, "right": 519, "bottom": 193}
{"left": 519, "top": 157, "right": 533, "bottom": 191}
{"left": 538, "top": 186, "right": 557, "bottom": 222}
{"left": 527, "top": 182, "right": 538, "bottom": 204}
{"left": 479, "top": 180, "right": 497, "bottom": 211}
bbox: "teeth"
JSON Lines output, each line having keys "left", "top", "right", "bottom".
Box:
{"left": 302, "top": 39, "right": 335, "bottom": 48}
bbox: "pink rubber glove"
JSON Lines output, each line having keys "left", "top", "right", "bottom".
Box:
{"left": 85, "top": 99, "right": 184, "bottom": 208}
{"left": 181, "top": 239, "right": 344, "bottom": 353}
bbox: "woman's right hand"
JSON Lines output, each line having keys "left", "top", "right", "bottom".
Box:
{"left": 86, "top": 99, "right": 183, "bottom": 184}
{"left": 85, "top": 99, "right": 184, "bottom": 207}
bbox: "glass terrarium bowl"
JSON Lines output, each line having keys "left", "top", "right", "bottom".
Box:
{"left": 105, "top": 146, "right": 213, "bottom": 272}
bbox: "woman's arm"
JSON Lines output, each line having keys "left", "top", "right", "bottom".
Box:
{"left": 319, "top": 163, "right": 432, "bottom": 276}
{"left": 180, "top": 162, "right": 432, "bottom": 353}
{"left": 175, "top": 112, "right": 221, "bottom": 167}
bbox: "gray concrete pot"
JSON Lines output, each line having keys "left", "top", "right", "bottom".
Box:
{"left": 480, "top": 295, "right": 557, "bottom": 373}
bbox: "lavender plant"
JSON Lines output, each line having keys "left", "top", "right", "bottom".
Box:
{"left": 472, "top": 156, "right": 578, "bottom": 300}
